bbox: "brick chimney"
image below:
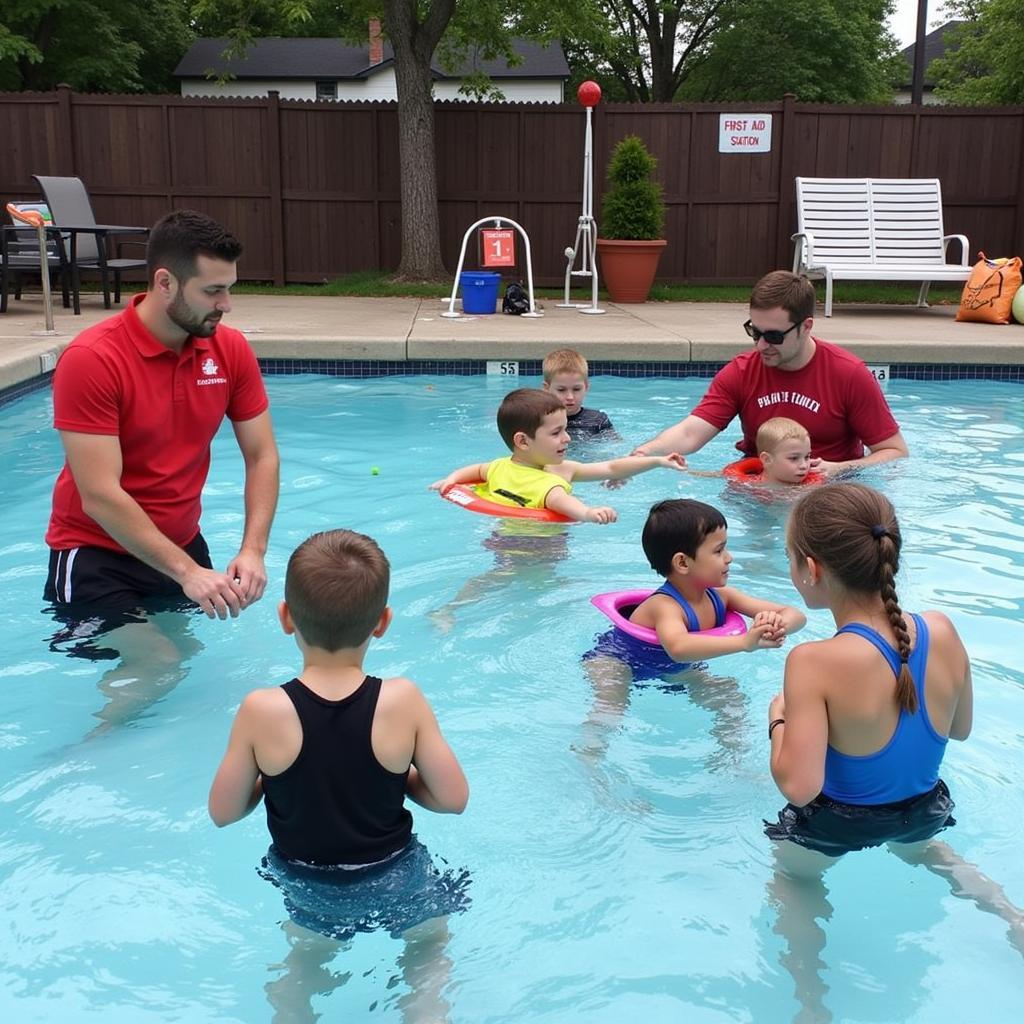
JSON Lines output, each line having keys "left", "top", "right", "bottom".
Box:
{"left": 369, "top": 19, "right": 383, "bottom": 66}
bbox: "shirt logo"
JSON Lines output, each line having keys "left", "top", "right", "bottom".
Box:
{"left": 197, "top": 355, "right": 227, "bottom": 386}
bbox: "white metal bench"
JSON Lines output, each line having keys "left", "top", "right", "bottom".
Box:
{"left": 792, "top": 177, "right": 970, "bottom": 316}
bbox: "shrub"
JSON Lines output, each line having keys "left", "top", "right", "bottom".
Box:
{"left": 600, "top": 135, "right": 665, "bottom": 240}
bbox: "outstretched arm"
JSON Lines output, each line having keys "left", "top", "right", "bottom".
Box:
{"left": 567, "top": 452, "right": 686, "bottom": 483}
{"left": 429, "top": 462, "right": 491, "bottom": 492}
{"left": 544, "top": 485, "right": 617, "bottom": 524}
{"left": 632, "top": 415, "right": 721, "bottom": 457}
{"left": 721, "top": 587, "right": 806, "bottom": 641}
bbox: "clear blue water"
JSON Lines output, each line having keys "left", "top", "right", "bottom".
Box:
{"left": 1, "top": 373, "right": 1023, "bottom": 1023}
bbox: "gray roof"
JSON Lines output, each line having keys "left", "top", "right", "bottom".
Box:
{"left": 174, "top": 37, "right": 569, "bottom": 82}
{"left": 900, "top": 20, "right": 964, "bottom": 87}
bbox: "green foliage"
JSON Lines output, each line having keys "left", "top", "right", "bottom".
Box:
{"left": 600, "top": 135, "right": 665, "bottom": 239}
{"left": 0, "top": 0, "right": 195, "bottom": 93}
{"left": 931, "top": 1, "right": 1024, "bottom": 105}
{"left": 678, "top": 0, "right": 903, "bottom": 102}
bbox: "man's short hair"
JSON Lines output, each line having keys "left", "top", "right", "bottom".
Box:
{"left": 756, "top": 416, "right": 810, "bottom": 455}
{"left": 146, "top": 209, "right": 243, "bottom": 286}
{"left": 750, "top": 271, "right": 816, "bottom": 323}
{"left": 285, "top": 530, "right": 389, "bottom": 652}
{"left": 543, "top": 348, "right": 589, "bottom": 382}
{"left": 642, "top": 499, "right": 728, "bottom": 576}
{"left": 497, "top": 388, "right": 565, "bottom": 449}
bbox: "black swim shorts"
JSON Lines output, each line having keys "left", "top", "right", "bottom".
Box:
{"left": 763, "top": 779, "right": 956, "bottom": 857}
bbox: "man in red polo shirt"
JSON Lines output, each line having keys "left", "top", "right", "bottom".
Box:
{"left": 44, "top": 210, "right": 279, "bottom": 628}
{"left": 634, "top": 271, "right": 908, "bottom": 475}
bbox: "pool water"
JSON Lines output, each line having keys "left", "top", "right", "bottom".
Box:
{"left": 1, "top": 373, "right": 1023, "bottom": 1023}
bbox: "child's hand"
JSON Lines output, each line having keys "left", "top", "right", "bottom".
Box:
{"left": 428, "top": 478, "right": 449, "bottom": 492}
{"left": 659, "top": 452, "right": 687, "bottom": 471}
{"left": 741, "top": 619, "right": 784, "bottom": 651}
{"left": 753, "top": 609, "right": 786, "bottom": 643}
{"left": 584, "top": 506, "right": 618, "bottom": 524}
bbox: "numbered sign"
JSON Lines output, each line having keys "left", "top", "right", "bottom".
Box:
{"left": 866, "top": 364, "right": 890, "bottom": 391}
{"left": 486, "top": 360, "right": 519, "bottom": 376}
{"left": 481, "top": 229, "right": 515, "bottom": 268}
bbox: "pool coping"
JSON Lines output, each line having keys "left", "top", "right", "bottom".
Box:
{"left": 3, "top": 294, "right": 1024, "bottom": 402}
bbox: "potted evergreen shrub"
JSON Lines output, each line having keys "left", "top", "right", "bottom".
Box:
{"left": 596, "top": 135, "right": 667, "bottom": 303}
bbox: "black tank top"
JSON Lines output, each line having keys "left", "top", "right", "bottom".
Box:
{"left": 261, "top": 675, "right": 413, "bottom": 866}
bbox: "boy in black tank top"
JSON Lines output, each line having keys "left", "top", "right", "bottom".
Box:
{"left": 208, "top": 530, "right": 469, "bottom": 997}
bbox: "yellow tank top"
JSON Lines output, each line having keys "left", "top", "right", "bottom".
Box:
{"left": 478, "top": 457, "right": 572, "bottom": 510}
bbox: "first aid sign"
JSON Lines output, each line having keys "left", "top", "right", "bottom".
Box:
{"left": 719, "top": 114, "right": 772, "bottom": 153}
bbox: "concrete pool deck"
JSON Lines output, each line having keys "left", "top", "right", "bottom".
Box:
{"left": 3, "top": 290, "right": 1024, "bottom": 391}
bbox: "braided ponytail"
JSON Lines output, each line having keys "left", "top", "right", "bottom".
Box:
{"left": 876, "top": 534, "right": 917, "bottom": 714}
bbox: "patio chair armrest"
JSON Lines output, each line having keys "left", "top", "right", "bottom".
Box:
{"left": 791, "top": 231, "right": 815, "bottom": 272}
{"left": 114, "top": 237, "right": 148, "bottom": 259}
{"left": 942, "top": 234, "right": 970, "bottom": 266}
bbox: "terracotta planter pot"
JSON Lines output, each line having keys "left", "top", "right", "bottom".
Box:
{"left": 596, "top": 238, "right": 667, "bottom": 303}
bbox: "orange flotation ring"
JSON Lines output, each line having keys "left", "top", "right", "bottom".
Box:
{"left": 722, "top": 457, "right": 824, "bottom": 485}
{"left": 439, "top": 481, "right": 573, "bottom": 523}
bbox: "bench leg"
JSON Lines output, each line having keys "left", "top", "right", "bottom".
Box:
{"left": 917, "top": 281, "right": 931, "bottom": 308}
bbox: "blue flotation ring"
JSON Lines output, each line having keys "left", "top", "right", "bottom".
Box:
{"left": 590, "top": 588, "right": 746, "bottom": 671}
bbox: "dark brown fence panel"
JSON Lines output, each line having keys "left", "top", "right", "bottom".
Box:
{"left": 1, "top": 90, "right": 1023, "bottom": 287}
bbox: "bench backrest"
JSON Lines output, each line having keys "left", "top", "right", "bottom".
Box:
{"left": 795, "top": 177, "right": 948, "bottom": 266}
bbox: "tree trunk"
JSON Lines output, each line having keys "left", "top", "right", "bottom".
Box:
{"left": 385, "top": 0, "right": 455, "bottom": 281}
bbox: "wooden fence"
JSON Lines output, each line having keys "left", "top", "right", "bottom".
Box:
{"left": 2, "top": 86, "right": 1022, "bottom": 286}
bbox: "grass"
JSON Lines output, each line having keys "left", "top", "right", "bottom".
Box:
{"left": 230, "top": 271, "right": 965, "bottom": 306}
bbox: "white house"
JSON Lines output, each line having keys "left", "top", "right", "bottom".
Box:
{"left": 174, "top": 28, "right": 570, "bottom": 104}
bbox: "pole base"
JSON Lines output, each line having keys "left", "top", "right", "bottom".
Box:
{"left": 578, "top": 307, "right": 606, "bottom": 315}
{"left": 31, "top": 329, "right": 62, "bottom": 336}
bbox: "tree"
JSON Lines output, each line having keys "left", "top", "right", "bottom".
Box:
{"left": 0, "top": 0, "right": 194, "bottom": 93}
{"left": 930, "top": 1, "right": 1024, "bottom": 105}
{"left": 562, "top": 1, "right": 730, "bottom": 103}
{"left": 196, "top": 0, "right": 575, "bottom": 281}
{"left": 677, "top": 0, "right": 904, "bottom": 103}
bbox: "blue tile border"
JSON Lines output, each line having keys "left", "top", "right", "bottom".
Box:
{"left": 258, "top": 359, "right": 1024, "bottom": 382}
{"left": 5, "top": 359, "right": 1024, "bottom": 409}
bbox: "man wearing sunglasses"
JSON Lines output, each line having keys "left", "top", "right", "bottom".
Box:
{"left": 634, "top": 271, "right": 907, "bottom": 477}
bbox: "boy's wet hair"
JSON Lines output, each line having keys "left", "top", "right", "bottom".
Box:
{"left": 147, "top": 209, "right": 243, "bottom": 286}
{"left": 788, "top": 483, "right": 917, "bottom": 714}
{"left": 285, "top": 530, "right": 389, "bottom": 652}
{"left": 642, "top": 499, "right": 728, "bottom": 576}
{"left": 749, "top": 270, "right": 816, "bottom": 324}
{"left": 497, "top": 388, "right": 565, "bottom": 449}
{"left": 542, "top": 348, "right": 589, "bottom": 382}
{"left": 756, "top": 416, "right": 810, "bottom": 455}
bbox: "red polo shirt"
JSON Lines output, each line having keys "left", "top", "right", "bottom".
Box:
{"left": 46, "top": 295, "right": 269, "bottom": 553}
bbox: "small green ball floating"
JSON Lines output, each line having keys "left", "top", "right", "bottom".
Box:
{"left": 371, "top": 466, "right": 380, "bottom": 475}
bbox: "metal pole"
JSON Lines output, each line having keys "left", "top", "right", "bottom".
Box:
{"left": 911, "top": 0, "right": 928, "bottom": 106}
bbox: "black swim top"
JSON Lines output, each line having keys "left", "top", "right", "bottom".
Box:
{"left": 261, "top": 675, "right": 413, "bottom": 866}
{"left": 566, "top": 406, "right": 615, "bottom": 439}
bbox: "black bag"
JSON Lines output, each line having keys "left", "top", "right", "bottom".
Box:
{"left": 502, "top": 281, "right": 530, "bottom": 315}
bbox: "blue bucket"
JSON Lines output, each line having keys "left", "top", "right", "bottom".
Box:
{"left": 459, "top": 271, "right": 501, "bottom": 314}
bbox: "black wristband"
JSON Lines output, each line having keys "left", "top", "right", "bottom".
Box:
{"left": 768, "top": 718, "right": 786, "bottom": 739}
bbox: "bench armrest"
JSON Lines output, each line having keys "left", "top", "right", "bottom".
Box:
{"left": 942, "top": 234, "right": 970, "bottom": 267}
{"left": 791, "top": 231, "right": 815, "bottom": 272}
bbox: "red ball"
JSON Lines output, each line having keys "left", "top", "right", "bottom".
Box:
{"left": 577, "top": 81, "right": 601, "bottom": 108}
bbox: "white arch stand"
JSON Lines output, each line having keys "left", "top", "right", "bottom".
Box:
{"left": 442, "top": 216, "right": 543, "bottom": 319}
{"left": 557, "top": 101, "right": 604, "bottom": 315}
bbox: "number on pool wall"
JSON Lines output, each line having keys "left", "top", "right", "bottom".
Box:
{"left": 866, "top": 364, "right": 890, "bottom": 390}
{"left": 486, "top": 360, "right": 519, "bottom": 376}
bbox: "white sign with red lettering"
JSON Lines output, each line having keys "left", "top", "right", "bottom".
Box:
{"left": 718, "top": 114, "right": 772, "bottom": 153}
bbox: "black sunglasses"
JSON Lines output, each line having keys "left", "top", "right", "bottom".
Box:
{"left": 743, "top": 319, "right": 800, "bottom": 345}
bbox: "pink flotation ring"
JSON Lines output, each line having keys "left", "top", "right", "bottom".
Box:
{"left": 440, "top": 481, "right": 573, "bottom": 523}
{"left": 591, "top": 589, "right": 746, "bottom": 645}
{"left": 722, "top": 457, "right": 824, "bottom": 485}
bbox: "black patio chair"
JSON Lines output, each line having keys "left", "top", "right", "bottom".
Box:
{"left": 1, "top": 201, "right": 71, "bottom": 314}
{"left": 33, "top": 175, "right": 149, "bottom": 311}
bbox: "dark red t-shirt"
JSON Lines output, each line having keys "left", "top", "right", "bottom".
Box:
{"left": 46, "top": 295, "right": 269, "bottom": 552}
{"left": 690, "top": 339, "right": 899, "bottom": 462}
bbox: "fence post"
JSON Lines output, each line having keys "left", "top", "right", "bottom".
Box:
{"left": 775, "top": 93, "right": 797, "bottom": 271}
{"left": 266, "top": 90, "right": 286, "bottom": 286}
{"left": 56, "top": 83, "right": 76, "bottom": 175}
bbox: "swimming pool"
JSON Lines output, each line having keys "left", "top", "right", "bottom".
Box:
{"left": 1, "top": 373, "right": 1023, "bottom": 1022}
